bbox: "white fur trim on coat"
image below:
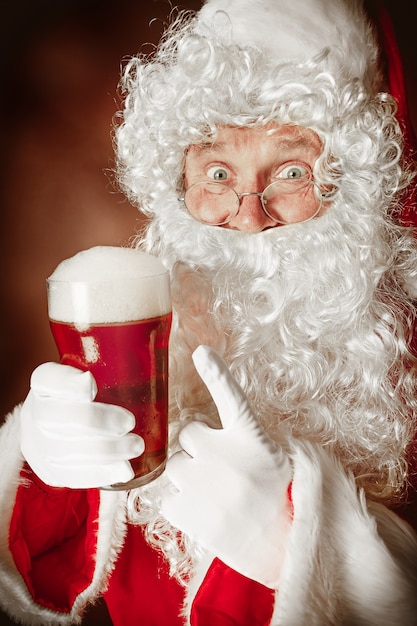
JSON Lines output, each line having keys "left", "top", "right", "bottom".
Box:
{"left": 270, "top": 441, "right": 417, "bottom": 625}
{"left": 0, "top": 406, "right": 127, "bottom": 626}
{"left": 176, "top": 439, "right": 417, "bottom": 625}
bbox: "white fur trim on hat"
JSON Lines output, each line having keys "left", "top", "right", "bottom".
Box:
{"left": 197, "top": 0, "right": 380, "bottom": 92}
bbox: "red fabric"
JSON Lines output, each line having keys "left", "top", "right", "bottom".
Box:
{"left": 366, "top": 2, "right": 416, "bottom": 152}
{"left": 9, "top": 466, "right": 276, "bottom": 625}
{"left": 104, "top": 509, "right": 286, "bottom": 625}
{"left": 9, "top": 463, "right": 100, "bottom": 613}
{"left": 103, "top": 523, "right": 185, "bottom": 625}
{"left": 191, "top": 558, "right": 275, "bottom": 626}
{"left": 365, "top": 0, "right": 417, "bottom": 228}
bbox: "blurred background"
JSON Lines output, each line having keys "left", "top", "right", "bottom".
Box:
{"left": 0, "top": 0, "right": 203, "bottom": 425}
{"left": 0, "top": 1, "right": 415, "bottom": 624}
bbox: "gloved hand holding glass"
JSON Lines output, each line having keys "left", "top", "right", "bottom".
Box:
{"left": 21, "top": 246, "right": 172, "bottom": 490}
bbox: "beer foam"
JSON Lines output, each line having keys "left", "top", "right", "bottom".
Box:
{"left": 48, "top": 246, "right": 171, "bottom": 325}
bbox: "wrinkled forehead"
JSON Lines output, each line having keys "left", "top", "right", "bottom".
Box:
{"left": 185, "top": 123, "right": 323, "bottom": 163}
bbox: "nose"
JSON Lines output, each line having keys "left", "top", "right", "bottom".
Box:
{"left": 225, "top": 192, "right": 277, "bottom": 233}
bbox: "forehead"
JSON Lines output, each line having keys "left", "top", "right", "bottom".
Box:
{"left": 187, "top": 123, "right": 323, "bottom": 159}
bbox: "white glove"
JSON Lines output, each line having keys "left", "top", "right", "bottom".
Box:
{"left": 20, "top": 362, "right": 144, "bottom": 489}
{"left": 161, "top": 345, "right": 293, "bottom": 589}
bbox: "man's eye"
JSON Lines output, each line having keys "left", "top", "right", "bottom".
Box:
{"left": 207, "top": 166, "right": 229, "bottom": 181}
{"left": 277, "top": 163, "right": 311, "bottom": 180}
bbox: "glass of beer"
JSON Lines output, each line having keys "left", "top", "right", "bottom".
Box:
{"left": 47, "top": 246, "right": 172, "bottom": 490}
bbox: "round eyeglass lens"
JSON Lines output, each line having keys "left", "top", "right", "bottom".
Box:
{"left": 184, "top": 182, "right": 239, "bottom": 225}
{"left": 262, "top": 179, "right": 321, "bottom": 224}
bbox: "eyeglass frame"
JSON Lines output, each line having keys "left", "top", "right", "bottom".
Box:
{"left": 178, "top": 178, "right": 325, "bottom": 226}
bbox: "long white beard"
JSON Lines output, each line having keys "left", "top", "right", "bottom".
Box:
{"left": 127, "top": 192, "right": 417, "bottom": 583}
{"left": 140, "top": 192, "right": 416, "bottom": 495}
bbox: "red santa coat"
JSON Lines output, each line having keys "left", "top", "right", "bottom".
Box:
{"left": 1, "top": 408, "right": 275, "bottom": 626}
{"left": 9, "top": 464, "right": 275, "bottom": 625}
{"left": 1, "top": 407, "right": 417, "bottom": 626}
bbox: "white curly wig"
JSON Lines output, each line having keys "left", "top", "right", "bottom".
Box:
{"left": 115, "top": 0, "right": 417, "bottom": 580}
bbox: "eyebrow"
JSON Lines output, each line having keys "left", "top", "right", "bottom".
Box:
{"left": 195, "top": 134, "right": 314, "bottom": 154}
{"left": 195, "top": 141, "right": 228, "bottom": 153}
{"left": 278, "top": 136, "right": 314, "bottom": 150}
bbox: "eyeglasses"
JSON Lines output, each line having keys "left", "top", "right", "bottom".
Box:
{"left": 179, "top": 178, "right": 323, "bottom": 226}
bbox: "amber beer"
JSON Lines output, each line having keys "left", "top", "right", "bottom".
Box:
{"left": 47, "top": 246, "right": 172, "bottom": 489}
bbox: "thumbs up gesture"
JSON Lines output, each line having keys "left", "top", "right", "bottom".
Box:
{"left": 161, "top": 346, "right": 293, "bottom": 589}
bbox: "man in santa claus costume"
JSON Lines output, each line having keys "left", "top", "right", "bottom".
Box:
{"left": 0, "top": 0, "right": 417, "bottom": 624}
